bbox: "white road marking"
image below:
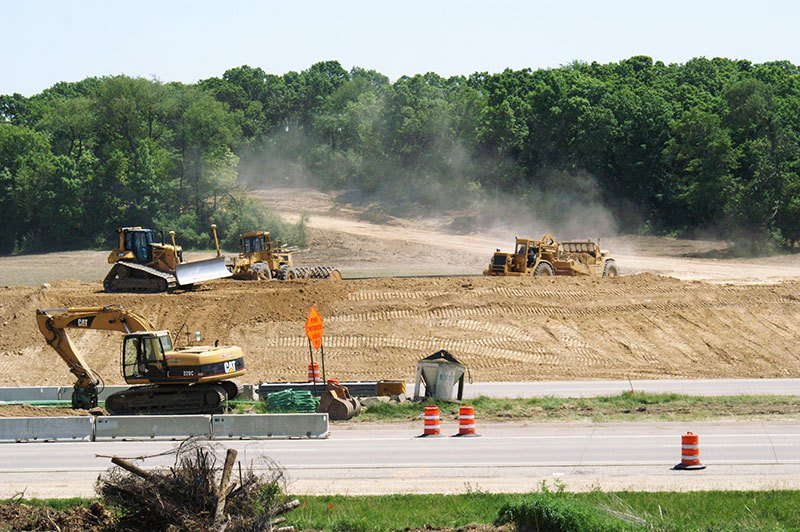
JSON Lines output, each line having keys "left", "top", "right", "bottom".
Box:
{"left": 3, "top": 459, "right": 800, "bottom": 473}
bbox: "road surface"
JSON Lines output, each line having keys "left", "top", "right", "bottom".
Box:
{"left": 461, "top": 378, "right": 800, "bottom": 398}
{"left": 1, "top": 421, "right": 799, "bottom": 497}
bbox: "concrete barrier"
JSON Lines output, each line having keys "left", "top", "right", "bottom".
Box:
{"left": 238, "top": 384, "right": 258, "bottom": 401}
{"left": 95, "top": 415, "right": 211, "bottom": 441}
{"left": 0, "top": 387, "right": 62, "bottom": 402}
{"left": 0, "top": 416, "right": 94, "bottom": 443}
{"left": 95, "top": 386, "right": 130, "bottom": 401}
{"left": 0, "top": 384, "right": 258, "bottom": 403}
{"left": 211, "top": 413, "right": 329, "bottom": 440}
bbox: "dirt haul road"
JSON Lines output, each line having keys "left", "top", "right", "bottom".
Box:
{"left": 252, "top": 187, "right": 800, "bottom": 284}
{"left": 1, "top": 274, "right": 800, "bottom": 386}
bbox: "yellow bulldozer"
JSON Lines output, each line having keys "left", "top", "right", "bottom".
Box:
{"left": 104, "top": 224, "right": 232, "bottom": 292}
{"left": 484, "top": 234, "right": 618, "bottom": 277}
{"left": 228, "top": 230, "right": 341, "bottom": 281}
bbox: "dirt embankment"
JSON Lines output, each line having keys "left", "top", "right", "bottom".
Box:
{"left": 1, "top": 274, "right": 800, "bottom": 386}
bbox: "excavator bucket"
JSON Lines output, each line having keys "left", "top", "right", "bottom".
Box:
{"left": 317, "top": 382, "right": 362, "bottom": 421}
{"left": 175, "top": 257, "right": 232, "bottom": 286}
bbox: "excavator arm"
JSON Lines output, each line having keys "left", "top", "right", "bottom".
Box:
{"left": 35, "top": 306, "right": 157, "bottom": 409}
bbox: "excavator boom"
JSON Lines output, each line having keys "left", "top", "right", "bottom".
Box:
{"left": 36, "top": 306, "right": 157, "bottom": 408}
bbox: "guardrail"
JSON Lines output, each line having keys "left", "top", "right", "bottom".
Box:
{"left": 0, "top": 413, "right": 328, "bottom": 443}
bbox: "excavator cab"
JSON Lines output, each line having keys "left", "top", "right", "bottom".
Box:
{"left": 122, "top": 331, "right": 173, "bottom": 382}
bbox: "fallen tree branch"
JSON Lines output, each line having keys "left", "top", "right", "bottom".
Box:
{"left": 111, "top": 457, "right": 152, "bottom": 480}
{"left": 273, "top": 499, "right": 300, "bottom": 516}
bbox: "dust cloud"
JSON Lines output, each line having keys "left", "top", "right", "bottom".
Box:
{"left": 237, "top": 124, "right": 623, "bottom": 243}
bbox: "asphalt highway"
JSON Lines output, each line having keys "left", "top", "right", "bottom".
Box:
{"left": 462, "top": 378, "right": 800, "bottom": 398}
{"left": 1, "top": 421, "right": 799, "bottom": 497}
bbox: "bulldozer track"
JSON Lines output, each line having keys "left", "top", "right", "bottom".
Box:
{"left": 258, "top": 334, "right": 561, "bottom": 364}
{"left": 346, "top": 290, "right": 450, "bottom": 301}
{"left": 103, "top": 262, "right": 177, "bottom": 292}
{"left": 330, "top": 292, "right": 800, "bottom": 323}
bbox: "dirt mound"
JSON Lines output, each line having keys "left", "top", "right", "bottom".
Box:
{"left": 2, "top": 274, "right": 800, "bottom": 385}
{"left": 0, "top": 405, "right": 95, "bottom": 417}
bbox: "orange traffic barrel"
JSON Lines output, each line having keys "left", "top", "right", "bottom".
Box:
{"left": 307, "top": 362, "right": 320, "bottom": 383}
{"left": 418, "top": 405, "right": 442, "bottom": 437}
{"left": 453, "top": 405, "right": 479, "bottom": 437}
{"left": 673, "top": 432, "right": 706, "bottom": 470}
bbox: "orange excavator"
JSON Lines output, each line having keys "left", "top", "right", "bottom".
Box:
{"left": 36, "top": 305, "right": 246, "bottom": 415}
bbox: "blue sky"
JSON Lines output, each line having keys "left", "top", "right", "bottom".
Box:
{"left": 2, "top": 0, "right": 798, "bottom": 95}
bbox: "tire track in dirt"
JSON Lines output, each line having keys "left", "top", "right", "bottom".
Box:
{"left": 3, "top": 274, "right": 800, "bottom": 383}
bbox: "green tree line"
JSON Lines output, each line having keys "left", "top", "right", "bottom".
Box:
{"left": 2, "top": 56, "right": 799, "bottom": 254}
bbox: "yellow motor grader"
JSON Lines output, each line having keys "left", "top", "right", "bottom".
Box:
{"left": 484, "top": 234, "right": 618, "bottom": 277}
{"left": 228, "top": 231, "right": 341, "bottom": 281}
{"left": 103, "top": 224, "right": 232, "bottom": 292}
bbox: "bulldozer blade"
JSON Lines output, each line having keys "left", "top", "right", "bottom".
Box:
{"left": 175, "top": 257, "right": 232, "bottom": 286}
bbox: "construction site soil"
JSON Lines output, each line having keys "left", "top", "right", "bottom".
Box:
{"left": 2, "top": 187, "right": 800, "bottom": 387}
{"left": 1, "top": 273, "right": 800, "bottom": 387}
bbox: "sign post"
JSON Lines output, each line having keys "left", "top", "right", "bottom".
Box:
{"left": 304, "top": 305, "right": 325, "bottom": 394}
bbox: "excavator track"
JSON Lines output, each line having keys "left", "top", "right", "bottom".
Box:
{"left": 105, "top": 383, "right": 229, "bottom": 415}
{"left": 103, "top": 262, "right": 177, "bottom": 293}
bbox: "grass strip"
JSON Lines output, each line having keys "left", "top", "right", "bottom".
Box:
{"left": 284, "top": 492, "right": 517, "bottom": 531}
{"left": 337, "top": 392, "right": 800, "bottom": 423}
{"left": 236, "top": 391, "right": 800, "bottom": 421}
{"left": 288, "top": 490, "right": 800, "bottom": 531}
{"left": 6, "top": 490, "right": 800, "bottom": 531}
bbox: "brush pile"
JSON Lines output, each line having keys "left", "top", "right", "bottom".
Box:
{"left": 97, "top": 439, "right": 298, "bottom": 531}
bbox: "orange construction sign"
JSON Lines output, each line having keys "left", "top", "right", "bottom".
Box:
{"left": 304, "top": 305, "right": 324, "bottom": 350}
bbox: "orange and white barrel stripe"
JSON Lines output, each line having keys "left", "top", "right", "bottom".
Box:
{"left": 674, "top": 431, "right": 705, "bottom": 470}
{"left": 421, "top": 405, "right": 441, "bottom": 437}
{"left": 455, "top": 405, "right": 479, "bottom": 437}
{"left": 307, "top": 362, "right": 320, "bottom": 383}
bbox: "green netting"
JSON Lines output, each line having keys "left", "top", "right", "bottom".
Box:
{"left": 266, "top": 389, "right": 320, "bottom": 413}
